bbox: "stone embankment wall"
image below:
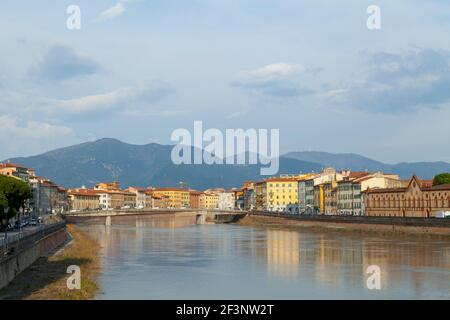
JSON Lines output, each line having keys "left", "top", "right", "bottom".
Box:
{"left": 0, "top": 223, "right": 67, "bottom": 289}
{"left": 246, "top": 212, "right": 450, "bottom": 237}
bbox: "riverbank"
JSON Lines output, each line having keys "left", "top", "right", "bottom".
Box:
{"left": 0, "top": 224, "right": 100, "bottom": 300}
{"left": 238, "top": 214, "right": 450, "bottom": 238}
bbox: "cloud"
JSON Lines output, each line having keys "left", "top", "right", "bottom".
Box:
{"left": 0, "top": 116, "right": 72, "bottom": 137}
{"left": 53, "top": 82, "right": 175, "bottom": 115}
{"left": 328, "top": 47, "right": 450, "bottom": 113}
{"left": 97, "top": 1, "right": 142, "bottom": 22}
{"left": 97, "top": 3, "right": 126, "bottom": 21}
{"left": 0, "top": 81, "right": 176, "bottom": 121}
{"left": 0, "top": 116, "right": 73, "bottom": 159}
{"left": 232, "top": 63, "right": 316, "bottom": 98}
{"left": 29, "top": 45, "right": 101, "bottom": 83}
{"left": 248, "top": 63, "right": 304, "bottom": 78}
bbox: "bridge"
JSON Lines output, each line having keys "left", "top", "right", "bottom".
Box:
{"left": 63, "top": 208, "right": 248, "bottom": 225}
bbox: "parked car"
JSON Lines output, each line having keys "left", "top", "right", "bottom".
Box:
{"left": 29, "top": 218, "right": 38, "bottom": 226}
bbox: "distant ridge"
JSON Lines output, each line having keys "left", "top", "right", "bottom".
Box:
{"left": 4, "top": 138, "right": 322, "bottom": 189}
{"left": 4, "top": 140, "right": 449, "bottom": 189}
{"left": 283, "top": 151, "right": 450, "bottom": 180}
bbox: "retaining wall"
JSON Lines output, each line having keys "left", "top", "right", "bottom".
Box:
{"left": 0, "top": 222, "right": 67, "bottom": 290}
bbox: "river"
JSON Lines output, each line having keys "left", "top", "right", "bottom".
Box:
{"left": 79, "top": 214, "right": 450, "bottom": 299}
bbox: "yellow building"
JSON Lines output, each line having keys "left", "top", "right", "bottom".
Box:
{"left": 323, "top": 181, "right": 338, "bottom": 215}
{"left": 314, "top": 184, "right": 326, "bottom": 213}
{"left": 94, "top": 181, "right": 121, "bottom": 191}
{"left": 266, "top": 177, "right": 299, "bottom": 212}
{"left": 254, "top": 177, "right": 301, "bottom": 212}
{"left": 152, "top": 188, "right": 190, "bottom": 208}
{"left": 199, "top": 192, "right": 219, "bottom": 209}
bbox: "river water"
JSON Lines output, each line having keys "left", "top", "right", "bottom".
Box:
{"left": 79, "top": 215, "right": 450, "bottom": 300}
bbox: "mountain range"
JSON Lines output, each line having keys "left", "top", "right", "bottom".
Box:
{"left": 4, "top": 138, "right": 450, "bottom": 189}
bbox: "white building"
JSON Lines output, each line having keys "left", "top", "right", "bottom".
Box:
{"left": 217, "top": 191, "right": 235, "bottom": 210}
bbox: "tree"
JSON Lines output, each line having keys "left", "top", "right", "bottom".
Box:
{"left": 0, "top": 175, "right": 33, "bottom": 226}
{"left": 433, "top": 173, "right": 450, "bottom": 186}
{"left": 0, "top": 192, "right": 8, "bottom": 228}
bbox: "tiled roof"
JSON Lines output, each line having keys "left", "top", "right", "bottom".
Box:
{"left": 348, "top": 172, "right": 370, "bottom": 179}
{"left": 425, "top": 184, "right": 450, "bottom": 191}
{"left": 153, "top": 188, "right": 189, "bottom": 192}
{"left": 362, "top": 187, "right": 405, "bottom": 194}
{"left": 68, "top": 189, "right": 101, "bottom": 196}
{"left": 0, "top": 163, "right": 27, "bottom": 169}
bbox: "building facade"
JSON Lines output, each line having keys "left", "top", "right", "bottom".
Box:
{"left": 152, "top": 188, "right": 190, "bottom": 208}
{"left": 298, "top": 178, "right": 316, "bottom": 214}
{"left": 128, "top": 187, "right": 151, "bottom": 208}
{"left": 68, "top": 189, "right": 101, "bottom": 211}
{"left": 323, "top": 181, "right": 338, "bottom": 215}
{"left": 98, "top": 192, "right": 119, "bottom": 209}
{"left": 200, "top": 192, "right": 219, "bottom": 209}
{"left": 364, "top": 175, "right": 450, "bottom": 217}
{"left": 337, "top": 173, "right": 404, "bottom": 216}
{"left": 337, "top": 180, "right": 363, "bottom": 215}
{"left": 218, "top": 191, "right": 235, "bottom": 210}
{"left": 266, "top": 177, "right": 299, "bottom": 212}
{"left": 189, "top": 191, "right": 201, "bottom": 209}
{"left": 0, "top": 163, "right": 30, "bottom": 182}
{"left": 28, "top": 176, "right": 68, "bottom": 215}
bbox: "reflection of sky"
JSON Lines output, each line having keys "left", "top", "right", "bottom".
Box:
{"left": 80, "top": 216, "right": 450, "bottom": 299}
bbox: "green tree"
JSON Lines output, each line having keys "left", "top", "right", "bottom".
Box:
{"left": 0, "top": 175, "right": 33, "bottom": 226}
{"left": 0, "top": 191, "right": 8, "bottom": 228}
{"left": 433, "top": 173, "right": 450, "bottom": 186}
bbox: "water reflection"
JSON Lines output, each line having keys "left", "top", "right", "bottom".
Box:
{"left": 79, "top": 215, "right": 450, "bottom": 299}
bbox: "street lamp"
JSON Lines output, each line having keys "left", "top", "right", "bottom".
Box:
{"left": 3, "top": 207, "right": 9, "bottom": 253}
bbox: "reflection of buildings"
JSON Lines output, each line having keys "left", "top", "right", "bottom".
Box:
{"left": 314, "top": 235, "right": 364, "bottom": 288}
{"left": 87, "top": 215, "right": 200, "bottom": 261}
{"left": 266, "top": 230, "right": 300, "bottom": 278}
{"left": 362, "top": 238, "right": 450, "bottom": 295}
{"left": 81, "top": 216, "right": 450, "bottom": 299}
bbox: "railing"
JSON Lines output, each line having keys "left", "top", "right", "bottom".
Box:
{"left": 0, "top": 221, "right": 66, "bottom": 256}
{"left": 251, "top": 211, "right": 450, "bottom": 228}
{"left": 64, "top": 208, "right": 245, "bottom": 217}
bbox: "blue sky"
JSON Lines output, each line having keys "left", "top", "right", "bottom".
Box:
{"left": 1, "top": 0, "right": 450, "bottom": 163}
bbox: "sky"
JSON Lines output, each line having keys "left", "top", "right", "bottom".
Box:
{"left": 1, "top": 0, "right": 450, "bottom": 163}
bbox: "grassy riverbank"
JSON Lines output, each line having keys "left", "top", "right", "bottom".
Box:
{"left": 238, "top": 215, "right": 450, "bottom": 238}
{"left": 0, "top": 224, "right": 100, "bottom": 300}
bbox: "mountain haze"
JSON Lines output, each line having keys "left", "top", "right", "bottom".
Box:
{"left": 5, "top": 140, "right": 450, "bottom": 189}
{"left": 283, "top": 151, "right": 450, "bottom": 179}
{"left": 6, "top": 138, "right": 322, "bottom": 189}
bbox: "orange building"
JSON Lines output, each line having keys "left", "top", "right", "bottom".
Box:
{"left": 199, "top": 192, "right": 219, "bottom": 209}
{"left": 189, "top": 191, "right": 201, "bottom": 209}
{"left": 363, "top": 175, "right": 450, "bottom": 218}
{"left": 152, "top": 188, "right": 190, "bottom": 208}
{"left": 95, "top": 181, "right": 121, "bottom": 191}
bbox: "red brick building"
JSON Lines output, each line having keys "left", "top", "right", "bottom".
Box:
{"left": 363, "top": 175, "right": 450, "bottom": 218}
